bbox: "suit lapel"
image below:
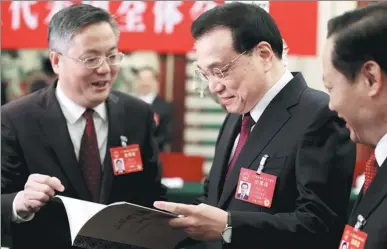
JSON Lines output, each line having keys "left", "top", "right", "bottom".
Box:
{"left": 217, "top": 73, "right": 307, "bottom": 208}
{"left": 99, "top": 93, "right": 126, "bottom": 204}
{"left": 209, "top": 115, "right": 241, "bottom": 205}
{"left": 217, "top": 104, "right": 291, "bottom": 208}
{"left": 39, "top": 83, "right": 91, "bottom": 200}
{"left": 350, "top": 160, "right": 387, "bottom": 223}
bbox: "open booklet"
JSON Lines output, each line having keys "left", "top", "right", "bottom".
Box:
{"left": 52, "top": 195, "right": 188, "bottom": 249}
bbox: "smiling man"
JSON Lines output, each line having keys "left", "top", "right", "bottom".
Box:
{"left": 1, "top": 4, "right": 166, "bottom": 249}
{"left": 323, "top": 3, "right": 387, "bottom": 249}
{"left": 154, "top": 3, "right": 356, "bottom": 249}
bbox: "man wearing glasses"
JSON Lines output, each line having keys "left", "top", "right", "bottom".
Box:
{"left": 1, "top": 4, "right": 166, "bottom": 249}
{"left": 155, "top": 3, "right": 356, "bottom": 249}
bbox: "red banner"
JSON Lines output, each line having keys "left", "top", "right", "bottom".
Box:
{"left": 1, "top": 1, "right": 317, "bottom": 55}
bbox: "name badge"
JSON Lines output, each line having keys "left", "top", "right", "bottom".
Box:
{"left": 338, "top": 215, "right": 368, "bottom": 249}
{"left": 110, "top": 144, "right": 144, "bottom": 176}
{"left": 236, "top": 167, "right": 277, "bottom": 208}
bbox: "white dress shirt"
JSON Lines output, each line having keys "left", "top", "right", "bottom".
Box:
{"left": 229, "top": 69, "right": 294, "bottom": 160}
{"left": 375, "top": 132, "right": 387, "bottom": 167}
{"left": 55, "top": 82, "right": 108, "bottom": 163}
{"left": 12, "top": 81, "right": 109, "bottom": 222}
{"left": 138, "top": 93, "right": 157, "bottom": 105}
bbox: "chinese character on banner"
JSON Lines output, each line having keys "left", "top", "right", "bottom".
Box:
{"left": 82, "top": 1, "right": 110, "bottom": 12}
{"left": 189, "top": 1, "right": 218, "bottom": 21}
{"left": 9, "top": 1, "right": 38, "bottom": 30}
{"left": 153, "top": 1, "right": 183, "bottom": 34}
{"left": 44, "top": 1, "right": 73, "bottom": 24}
{"left": 115, "top": 2, "right": 146, "bottom": 32}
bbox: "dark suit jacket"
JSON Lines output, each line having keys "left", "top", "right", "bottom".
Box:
{"left": 195, "top": 73, "right": 356, "bottom": 249}
{"left": 1, "top": 82, "right": 167, "bottom": 249}
{"left": 151, "top": 95, "right": 173, "bottom": 151}
{"left": 347, "top": 160, "right": 387, "bottom": 249}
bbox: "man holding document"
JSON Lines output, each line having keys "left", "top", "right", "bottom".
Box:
{"left": 154, "top": 3, "right": 356, "bottom": 249}
{"left": 1, "top": 4, "right": 166, "bottom": 249}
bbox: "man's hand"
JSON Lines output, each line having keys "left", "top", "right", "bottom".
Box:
{"left": 154, "top": 201, "right": 228, "bottom": 241}
{"left": 14, "top": 174, "right": 65, "bottom": 218}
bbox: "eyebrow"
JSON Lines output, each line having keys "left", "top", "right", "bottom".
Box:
{"left": 197, "top": 61, "right": 225, "bottom": 72}
{"left": 81, "top": 46, "right": 118, "bottom": 56}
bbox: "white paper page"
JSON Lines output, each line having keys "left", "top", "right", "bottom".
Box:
{"left": 53, "top": 195, "right": 106, "bottom": 243}
{"left": 77, "top": 202, "right": 187, "bottom": 249}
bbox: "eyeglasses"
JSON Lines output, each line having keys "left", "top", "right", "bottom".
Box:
{"left": 193, "top": 50, "right": 248, "bottom": 98}
{"left": 194, "top": 50, "right": 248, "bottom": 83}
{"left": 59, "top": 52, "right": 125, "bottom": 69}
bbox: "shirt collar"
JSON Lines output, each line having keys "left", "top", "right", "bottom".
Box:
{"left": 55, "top": 81, "right": 107, "bottom": 124}
{"left": 249, "top": 69, "right": 294, "bottom": 122}
{"left": 375, "top": 132, "right": 387, "bottom": 167}
{"left": 138, "top": 93, "right": 157, "bottom": 105}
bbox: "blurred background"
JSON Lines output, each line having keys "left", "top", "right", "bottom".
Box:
{"left": 1, "top": 1, "right": 375, "bottom": 206}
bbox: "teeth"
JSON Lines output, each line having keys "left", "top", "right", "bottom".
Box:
{"left": 93, "top": 81, "right": 107, "bottom": 86}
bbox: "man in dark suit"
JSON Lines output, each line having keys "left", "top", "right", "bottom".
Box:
{"left": 1, "top": 4, "right": 166, "bottom": 249}
{"left": 133, "top": 66, "right": 173, "bottom": 152}
{"left": 154, "top": 3, "right": 356, "bottom": 249}
{"left": 323, "top": 3, "right": 387, "bottom": 248}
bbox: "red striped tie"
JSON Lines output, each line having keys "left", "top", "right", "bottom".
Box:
{"left": 225, "top": 112, "right": 255, "bottom": 180}
{"left": 79, "top": 109, "right": 101, "bottom": 201}
{"left": 363, "top": 152, "right": 377, "bottom": 193}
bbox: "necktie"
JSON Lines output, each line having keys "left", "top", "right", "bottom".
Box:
{"left": 363, "top": 152, "right": 377, "bottom": 193}
{"left": 79, "top": 109, "right": 101, "bottom": 201}
{"left": 225, "top": 112, "right": 255, "bottom": 180}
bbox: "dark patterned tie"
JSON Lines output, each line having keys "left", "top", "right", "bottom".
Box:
{"left": 225, "top": 112, "right": 255, "bottom": 180}
{"left": 363, "top": 152, "right": 377, "bottom": 193}
{"left": 79, "top": 109, "right": 101, "bottom": 201}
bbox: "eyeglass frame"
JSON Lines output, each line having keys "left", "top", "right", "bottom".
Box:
{"left": 57, "top": 51, "right": 125, "bottom": 69}
{"left": 194, "top": 50, "right": 249, "bottom": 82}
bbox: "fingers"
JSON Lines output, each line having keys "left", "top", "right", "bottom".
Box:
{"left": 25, "top": 182, "right": 55, "bottom": 197}
{"left": 23, "top": 174, "right": 65, "bottom": 210}
{"left": 154, "top": 201, "right": 194, "bottom": 216}
{"left": 24, "top": 199, "right": 45, "bottom": 213}
{"left": 46, "top": 177, "right": 65, "bottom": 192}
{"left": 26, "top": 174, "right": 65, "bottom": 193}
{"left": 28, "top": 174, "right": 51, "bottom": 184}
{"left": 169, "top": 216, "right": 194, "bottom": 227}
{"left": 24, "top": 190, "right": 52, "bottom": 204}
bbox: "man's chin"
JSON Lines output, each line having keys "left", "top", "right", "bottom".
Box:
{"left": 349, "top": 131, "right": 360, "bottom": 143}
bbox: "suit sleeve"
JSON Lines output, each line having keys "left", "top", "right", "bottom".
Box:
{"left": 138, "top": 107, "right": 167, "bottom": 207}
{"left": 230, "top": 107, "right": 356, "bottom": 249}
{"left": 1, "top": 110, "right": 30, "bottom": 234}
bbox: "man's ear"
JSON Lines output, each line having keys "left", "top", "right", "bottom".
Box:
{"left": 362, "top": 61, "right": 383, "bottom": 97}
{"left": 254, "top": 41, "right": 274, "bottom": 72}
{"left": 49, "top": 51, "right": 60, "bottom": 74}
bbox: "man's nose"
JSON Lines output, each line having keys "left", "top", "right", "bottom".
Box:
{"left": 208, "top": 77, "right": 224, "bottom": 94}
{"left": 96, "top": 59, "right": 111, "bottom": 74}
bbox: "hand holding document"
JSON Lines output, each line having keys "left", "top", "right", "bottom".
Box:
{"left": 52, "top": 196, "right": 187, "bottom": 249}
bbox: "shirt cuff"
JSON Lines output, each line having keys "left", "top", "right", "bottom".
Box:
{"left": 11, "top": 191, "right": 35, "bottom": 223}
